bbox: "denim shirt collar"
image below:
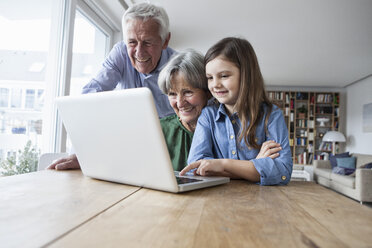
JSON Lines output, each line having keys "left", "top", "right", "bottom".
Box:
{"left": 215, "top": 103, "right": 241, "bottom": 123}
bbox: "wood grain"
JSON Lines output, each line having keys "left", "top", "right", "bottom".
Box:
{"left": 0, "top": 170, "right": 139, "bottom": 248}
{"left": 279, "top": 181, "right": 372, "bottom": 248}
{"left": 50, "top": 180, "right": 372, "bottom": 248}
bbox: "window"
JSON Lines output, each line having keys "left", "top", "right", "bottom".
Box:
{"left": 25, "top": 89, "right": 36, "bottom": 109}
{"left": 0, "top": 0, "right": 115, "bottom": 174}
{"left": 0, "top": 88, "right": 9, "bottom": 107}
{"left": 0, "top": 0, "right": 51, "bottom": 164}
{"left": 11, "top": 89, "right": 22, "bottom": 108}
{"left": 65, "top": 2, "right": 113, "bottom": 152}
{"left": 69, "top": 9, "right": 110, "bottom": 96}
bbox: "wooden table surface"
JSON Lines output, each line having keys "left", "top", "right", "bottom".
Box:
{"left": 1, "top": 170, "right": 372, "bottom": 248}
{"left": 0, "top": 170, "right": 139, "bottom": 248}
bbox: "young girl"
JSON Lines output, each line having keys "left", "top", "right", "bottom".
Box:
{"left": 180, "top": 37, "right": 293, "bottom": 185}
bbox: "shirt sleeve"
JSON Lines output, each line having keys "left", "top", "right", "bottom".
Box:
{"left": 82, "top": 43, "right": 125, "bottom": 93}
{"left": 187, "top": 109, "right": 215, "bottom": 164}
{"left": 250, "top": 107, "right": 293, "bottom": 185}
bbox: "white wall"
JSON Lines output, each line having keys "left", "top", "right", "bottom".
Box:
{"left": 346, "top": 76, "right": 372, "bottom": 154}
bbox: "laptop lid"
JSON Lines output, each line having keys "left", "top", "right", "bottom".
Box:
{"left": 56, "top": 88, "right": 229, "bottom": 193}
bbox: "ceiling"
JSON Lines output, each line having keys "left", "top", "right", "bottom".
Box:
{"left": 5, "top": 0, "right": 369, "bottom": 88}
{"left": 118, "top": 0, "right": 372, "bottom": 88}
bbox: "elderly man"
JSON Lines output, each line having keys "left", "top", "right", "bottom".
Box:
{"left": 48, "top": 3, "right": 175, "bottom": 170}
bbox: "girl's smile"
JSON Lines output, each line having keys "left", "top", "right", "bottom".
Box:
{"left": 206, "top": 55, "right": 241, "bottom": 115}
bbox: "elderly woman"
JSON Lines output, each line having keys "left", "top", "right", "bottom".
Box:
{"left": 158, "top": 50, "right": 210, "bottom": 171}
{"left": 158, "top": 50, "right": 283, "bottom": 171}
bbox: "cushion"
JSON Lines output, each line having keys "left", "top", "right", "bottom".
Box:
{"left": 361, "top": 162, "right": 372, "bottom": 169}
{"left": 329, "top": 152, "right": 350, "bottom": 169}
{"left": 336, "top": 157, "right": 356, "bottom": 169}
{"left": 332, "top": 166, "right": 355, "bottom": 176}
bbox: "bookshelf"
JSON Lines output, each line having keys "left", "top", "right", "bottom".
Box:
{"left": 267, "top": 91, "right": 340, "bottom": 165}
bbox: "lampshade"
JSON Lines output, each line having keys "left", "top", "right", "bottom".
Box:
{"left": 322, "top": 131, "right": 346, "bottom": 142}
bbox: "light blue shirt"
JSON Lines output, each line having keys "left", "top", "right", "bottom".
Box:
{"left": 82, "top": 41, "right": 176, "bottom": 118}
{"left": 188, "top": 102, "right": 293, "bottom": 186}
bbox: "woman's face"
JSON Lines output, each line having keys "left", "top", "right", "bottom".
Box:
{"left": 168, "top": 72, "right": 208, "bottom": 132}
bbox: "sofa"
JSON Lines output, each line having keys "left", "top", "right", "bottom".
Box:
{"left": 313, "top": 153, "right": 372, "bottom": 203}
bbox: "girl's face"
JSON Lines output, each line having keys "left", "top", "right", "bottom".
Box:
{"left": 168, "top": 72, "right": 209, "bottom": 132}
{"left": 206, "top": 55, "right": 240, "bottom": 115}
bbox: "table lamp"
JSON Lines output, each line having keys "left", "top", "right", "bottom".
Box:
{"left": 322, "top": 131, "right": 346, "bottom": 155}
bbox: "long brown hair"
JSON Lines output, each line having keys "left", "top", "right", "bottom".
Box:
{"left": 204, "top": 37, "right": 273, "bottom": 149}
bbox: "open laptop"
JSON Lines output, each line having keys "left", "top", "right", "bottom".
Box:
{"left": 55, "top": 87, "right": 229, "bottom": 193}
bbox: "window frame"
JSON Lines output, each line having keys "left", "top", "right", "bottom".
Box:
{"left": 42, "top": 0, "right": 116, "bottom": 154}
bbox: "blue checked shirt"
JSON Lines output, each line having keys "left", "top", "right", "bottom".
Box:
{"left": 188, "top": 102, "right": 293, "bottom": 185}
{"left": 82, "top": 41, "right": 176, "bottom": 118}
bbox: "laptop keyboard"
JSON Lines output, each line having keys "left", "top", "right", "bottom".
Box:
{"left": 176, "top": 176, "right": 203, "bottom": 185}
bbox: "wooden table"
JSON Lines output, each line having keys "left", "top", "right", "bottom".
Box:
{"left": 1, "top": 170, "right": 372, "bottom": 248}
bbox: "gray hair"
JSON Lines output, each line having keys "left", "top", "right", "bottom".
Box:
{"left": 122, "top": 3, "right": 169, "bottom": 42}
{"left": 158, "top": 49, "right": 208, "bottom": 94}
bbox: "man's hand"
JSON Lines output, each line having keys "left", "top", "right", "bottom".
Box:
{"left": 46, "top": 154, "right": 81, "bottom": 170}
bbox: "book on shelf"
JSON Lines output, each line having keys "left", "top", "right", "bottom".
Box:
{"left": 334, "top": 107, "right": 339, "bottom": 117}
{"left": 297, "top": 119, "right": 307, "bottom": 128}
{"left": 308, "top": 132, "right": 314, "bottom": 141}
{"left": 318, "top": 142, "right": 332, "bottom": 152}
{"left": 308, "top": 154, "right": 314, "bottom": 164}
{"left": 285, "top": 107, "right": 290, "bottom": 116}
{"left": 334, "top": 94, "right": 339, "bottom": 105}
{"left": 310, "top": 95, "right": 315, "bottom": 104}
{"left": 297, "top": 151, "right": 309, "bottom": 164}
{"left": 317, "top": 94, "right": 333, "bottom": 103}
{"left": 269, "top": 91, "right": 283, "bottom": 100}
{"left": 307, "top": 143, "right": 314, "bottom": 153}
{"left": 334, "top": 121, "right": 339, "bottom": 129}
{"left": 314, "top": 154, "right": 326, "bottom": 160}
{"left": 285, "top": 93, "right": 290, "bottom": 104}
{"left": 297, "top": 137, "right": 307, "bottom": 146}
{"left": 308, "top": 120, "right": 314, "bottom": 128}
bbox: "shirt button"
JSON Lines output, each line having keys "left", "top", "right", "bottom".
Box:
{"left": 281, "top": 176, "right": 286, "bottom": 181}
{"left": 230, "top": 135, "right": 234, "bottom": 139}
{"left": 232, "top": 150, "right": 236, "bottom": 155}
{"left": 231, "top": 120, "right": 236, "bottom": 124}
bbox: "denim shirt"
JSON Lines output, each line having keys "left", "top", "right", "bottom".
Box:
{"left": 82, "top": 41, "right": 176, "bottom": 118}
{"left": 188, "top": 103, "right": 293, "bottom": 185}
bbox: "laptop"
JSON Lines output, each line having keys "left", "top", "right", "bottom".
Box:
{"left": 55, "top": 87, "right": 229, "bottom": 193}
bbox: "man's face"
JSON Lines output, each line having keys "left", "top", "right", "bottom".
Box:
{"left": 125, "top": 19, "right": 169, "bottom": 74}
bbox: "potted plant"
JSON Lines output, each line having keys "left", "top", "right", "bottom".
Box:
{"left": 297, "top": 105, "right": 307, "bottom": 119}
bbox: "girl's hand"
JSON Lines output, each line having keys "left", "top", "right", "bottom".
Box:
{"left": 180, "top": 159, "right": 227, "bottom": 177}
{"left": 256, "top": 140, "right": 282, "bottom": 159}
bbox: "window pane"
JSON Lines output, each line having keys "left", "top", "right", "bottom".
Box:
{"left": 11, "top": 88, "right": 22, "bottom": 108}
{"left": 25, "top": 89, "right": 36, "bottom": 109}
{"left": 0, "top": 88, "right": 9, "bottom": 107}
{"left": 70, "top": 10, "right": 108, "bottom": 96}
{"left": 0, "top": 0, "right": 51, "bottom": 174}
{"left": 66, "top": 10, "right": 109, "bottom": 152}
{"left": 35, "top": 89, "right": 44, "bottom": 111}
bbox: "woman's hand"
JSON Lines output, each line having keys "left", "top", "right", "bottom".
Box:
{"left": 256, "top": 140, "right": 282, "bottom": 159}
